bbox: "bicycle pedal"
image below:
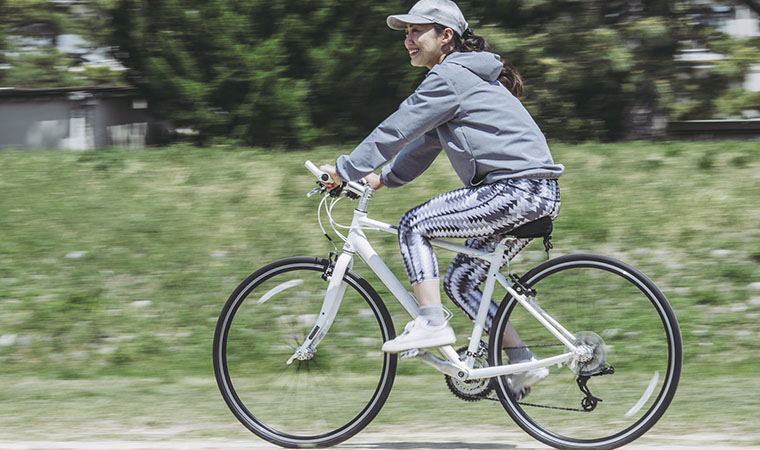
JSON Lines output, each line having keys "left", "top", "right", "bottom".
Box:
{"left": 400, "top": 348, "right": 423, "bottom": 359}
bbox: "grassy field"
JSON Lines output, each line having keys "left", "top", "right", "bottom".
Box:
{"left": 1, "top": 140, "right": 759, "bottom": 441}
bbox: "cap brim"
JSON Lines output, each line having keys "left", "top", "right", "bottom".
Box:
{"left": 386, "top": 14, "right": 435, "bottom": 30}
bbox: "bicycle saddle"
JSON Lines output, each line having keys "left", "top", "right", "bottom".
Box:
{"left": 507, "top": 216, "right": 553, "bottom": 239}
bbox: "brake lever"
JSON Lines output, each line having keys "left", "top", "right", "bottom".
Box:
{"left": 307, "top": 182, "right": 327, "bottom": 198}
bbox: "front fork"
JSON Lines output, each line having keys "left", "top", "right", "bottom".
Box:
{"left": 286, "top": 251, "right": 353, "bottom": 364}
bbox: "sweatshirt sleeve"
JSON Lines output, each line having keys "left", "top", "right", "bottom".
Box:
{"left": 380, "top": 130, "right": 442, "bottom": 188}
{"left": 335, "top": 72, "right": 458, "bottom": 182}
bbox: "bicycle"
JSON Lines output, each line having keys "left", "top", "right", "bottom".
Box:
{"left": 213, "top": 161, "right": 682, "bottom": 450}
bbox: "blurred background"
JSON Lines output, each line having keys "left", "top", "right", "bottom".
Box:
{"left": 1, "top": 0, "right": 760, "bottom": 149}
{"left": 0, "top": 0, "right": 759, "bottom": 448}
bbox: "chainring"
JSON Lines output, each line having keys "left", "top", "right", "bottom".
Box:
{"left": 444, "top": 341, "right": 493, "bottom": 402}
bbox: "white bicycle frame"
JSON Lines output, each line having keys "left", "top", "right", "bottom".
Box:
{"left": 296, "top": 162, "right": 581, "bottom": 382}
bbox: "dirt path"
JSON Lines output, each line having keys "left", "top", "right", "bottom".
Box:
{"left": 1, "top": 376, "right": 757, "bottom": 450}
{"left": 1, "top": 427, "right": 758, "bottom": 450}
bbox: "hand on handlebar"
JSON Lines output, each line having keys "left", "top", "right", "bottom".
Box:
{"left": 363, "top": 173, "right": 383, "bottom": 190}
{"left": 315, "top": 162, "right": 382, "bottom": 192}
{"left": 318, "top": 164, "right": 343, "bottom": 190}
{"left": 318, "top": 165, "right": 383, "bottom": 191}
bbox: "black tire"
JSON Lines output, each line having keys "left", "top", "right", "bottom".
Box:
{"left": 213, "top": 257, "right": 397, "bottom": 448}
{"left": 489, "top": 253, "right": 682, "bottom": 450}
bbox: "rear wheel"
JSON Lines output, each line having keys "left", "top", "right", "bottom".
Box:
{"left": 213, "top": 257, "right": 397, "bottom": 448}
{"left": 489, "top": 253, "right": 682, "bottom": 449}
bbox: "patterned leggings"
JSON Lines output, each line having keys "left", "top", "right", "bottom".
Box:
{"left": 398, "top": 178, "right": 560, "bottom": 332}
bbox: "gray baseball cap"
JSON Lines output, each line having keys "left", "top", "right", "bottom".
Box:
{"left": 387, "top": 0, "right": 469, "bottom": 37}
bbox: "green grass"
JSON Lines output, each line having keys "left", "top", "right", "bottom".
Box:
{"left": 1, "top": 140, "right": 759, "bottom": 439}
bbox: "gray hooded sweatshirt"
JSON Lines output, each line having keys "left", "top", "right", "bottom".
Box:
{"left": 335, "top": 51, "right": 564, "bottom": 188}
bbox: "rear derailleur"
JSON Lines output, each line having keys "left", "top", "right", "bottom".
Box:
{"left": 576, "top": 365, "right": 615, "bottom": 412}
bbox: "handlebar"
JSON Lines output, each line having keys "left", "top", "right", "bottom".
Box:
{"left": 304, "top": 160, "right": 371, "bottom": 199}
{"left": 304, "top": 160, "right": 331, "bottom": 183}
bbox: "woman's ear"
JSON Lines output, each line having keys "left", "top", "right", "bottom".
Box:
{"left": 441, "top": 27, "right": 455, "bottom": 45}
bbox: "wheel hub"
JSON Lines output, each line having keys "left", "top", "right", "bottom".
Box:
{"left": 286, "top": 345, "right": 316, "bottom": 364}
{"left": 568, "top": 332, "right": 606, "bottom": 376}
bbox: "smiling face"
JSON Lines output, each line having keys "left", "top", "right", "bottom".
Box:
{"left": 404, "top": 23, "right": 454, "bottom": 69}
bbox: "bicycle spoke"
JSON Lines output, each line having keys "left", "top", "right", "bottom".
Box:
{"left": 490, "top": 254, "right": 681, "bottom": 449}
{"left": 214, "top": 258, "right": 396, "bottom": 447}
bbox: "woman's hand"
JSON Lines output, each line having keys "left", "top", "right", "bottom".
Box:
{"left": 319, "top": 164, "right": 343, "bottom": 190}
{"left": 319, "top": 164, "right": 383, "bottom": 191}
{"left": 363, "top": 173, "right": 384, "bottom": 190}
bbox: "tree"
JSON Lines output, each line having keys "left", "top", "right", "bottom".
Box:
{"left": 740, "top": 0, "right": 760, "bottom": 15}
{"left": 463, "top": 0, "right": 760, "bottom": 140}
{"left": 0, "top": 0, "right": 7, "bottom": 85}
{"left": 111, "top": 0, "right": 420, "bottom": 147}
{"left": 110, "top": 0, "right": 759, "bottom": 145}
{"left": 1, "top": 0, "right": 129, "bottom": 88}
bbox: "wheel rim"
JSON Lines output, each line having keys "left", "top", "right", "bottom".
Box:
{"left": 493, "top": 256, "right": 681, "bottom": 448}
{"left": 215, "top": 260, "right": 395, "bottom": 445}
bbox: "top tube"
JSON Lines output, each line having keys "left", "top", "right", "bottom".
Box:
{"left": 306, "top": 159, "right": 510, "bottom": 259}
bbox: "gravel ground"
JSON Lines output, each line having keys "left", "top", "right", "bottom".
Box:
{"left": 1, "top": 427, "right": 758, "bottom": 450}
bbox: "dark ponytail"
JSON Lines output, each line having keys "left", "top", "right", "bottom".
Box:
{"left": 434, "top": 25, "right": 524, "bottom": 97}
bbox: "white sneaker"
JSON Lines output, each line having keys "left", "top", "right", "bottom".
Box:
{"left": 508, "top": 357, "right": 550, "bottom": 400}
{"left": 382, "top": 317, "right": 456, "bottom": 353}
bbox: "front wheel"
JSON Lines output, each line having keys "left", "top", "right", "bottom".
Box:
{"left": 489, "top": 253, "right": 682, "bottom": 450}
{"left": 213, "top": 257, "right": 397, "bottom": 448}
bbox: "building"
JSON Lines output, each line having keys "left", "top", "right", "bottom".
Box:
{"left": 682, "top": 2, "right": 760, "bottom": 93}
{"left": 0, "top": 86, "right": 163, "bottom": 150}
{"left": 666, "top": 2, "right": 760, "bottom": 138}
{"left": 0, "top": 0, "right": 162, "bottom": 150}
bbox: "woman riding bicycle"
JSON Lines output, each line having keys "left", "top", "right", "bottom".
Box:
{"left": 320, "top": 0, "right": 563, "bottom": 392}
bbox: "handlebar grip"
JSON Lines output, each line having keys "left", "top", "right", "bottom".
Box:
{"left": 305, "top": 160, "right": 331, "bottom": 183}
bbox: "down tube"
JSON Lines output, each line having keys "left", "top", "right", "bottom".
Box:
{"left": 350, "top": 233, "right": 420, "bottom": 318}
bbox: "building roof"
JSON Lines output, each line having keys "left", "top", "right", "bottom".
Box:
{"left": 0, "top": 86, "right": 140, "bottom": 99}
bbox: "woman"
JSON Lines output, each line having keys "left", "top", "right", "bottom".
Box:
{"left": 320, "top": 0, "right": 563, "bottom": 397}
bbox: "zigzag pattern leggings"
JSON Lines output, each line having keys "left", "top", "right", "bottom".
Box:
{"left": 398, "top": 178, "right": 560, "bottom": 332}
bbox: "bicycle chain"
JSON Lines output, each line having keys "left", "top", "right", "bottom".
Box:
{"left": 482, "top": 392, "right": 589, "bottom": 411}
{"left": 502, "top": 343, "right": 566, "bottom": 349}
{"left": 515, "top": 401, "right": 591, "bottom": 412}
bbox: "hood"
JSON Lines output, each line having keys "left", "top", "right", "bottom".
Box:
{"left": 444, "top": 51, "right": 503, "bottom": 82}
